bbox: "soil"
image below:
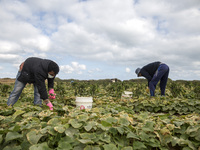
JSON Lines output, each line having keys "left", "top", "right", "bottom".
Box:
{"left": 0, "top": 78, "right": 15, "bottom": 84}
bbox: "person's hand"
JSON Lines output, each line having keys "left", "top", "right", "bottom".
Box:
{"left": 44, "top": 99, "right": 53, "bottom": 110}
{"left": 49, "top": 89, "right": 56, "bottom": 99}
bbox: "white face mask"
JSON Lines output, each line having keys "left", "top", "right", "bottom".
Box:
{"left": 48, "top": 73, "right": 54, "bottom": 78}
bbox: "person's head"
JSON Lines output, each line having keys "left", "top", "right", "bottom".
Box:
{"left": 135, "top": 68, "right": 142, "bottom": 77}
{"left": 48, "top": 61, "right": 59, "bottom": 78}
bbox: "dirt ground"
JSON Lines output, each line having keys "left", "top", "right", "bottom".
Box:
{"left": 0, "top": 78, "right": 15, "bottom": 84}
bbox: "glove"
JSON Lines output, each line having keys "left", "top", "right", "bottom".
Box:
{"left": 46, "top": 102, "right": 53, "bottom": 110}
{"left": 49, "top": 89, "right": 56, "bottom": 99}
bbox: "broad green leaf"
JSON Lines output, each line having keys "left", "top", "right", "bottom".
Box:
{"left": 31, "top": 117, "right": 40, "bottom": 123}
{"left": 5, "top": 132, "right": 23, "bottom": 143}
{"left": 100, "top": 133, "right": 111, "bottom": 143}
{"left": 186, "top": 125, "right": 200, "bottom": 137}
{"left": 122, "top": 146, "right": 133, "bottom": 150}
{"left": 12, "top": 110, "right": 25, "bottom": 119}
{"left": 103, "top": 143, "right": 117, "bottom": 150}
{"left": 133, "top": 141, "right": 146, "bottom": 150}
{"left": 139, "top": 131, "right": 149, "bottom": 142}
{"left": 142, "top": 121, "right": 154, "bottom": 132}
{"left": 105, "top": 117, "right": 118, "bottom": 124}
{"left": 156, "top": 131, "right": 172, "bottom": 146}
{"left": 146, "top": 138, "right": 160, "bottom": 148}
{"left": 116, "top": 127, "right": 124, "bottom": 135}
{"left": 171, "top": 137, "right": 180, "bottom": 147}
{"left": 58, "top": 141, "right": 72, "bottom": 150}
{"left": 47, "top": 118, "right": 61, "bottom": 125}
{"left": 127, "top": 132, "right": 140, "bottom": 140}
{"left": 48, "top": 127, "right": 57, "bottom": 135}
{"left": 166, "top": 124, "right": 175, "bottom": 131}
{"left": 69, "top": 112, "right": 79, "bottom": 117}
{"left": 69, "top": 119, "right": 83, "bottom": 128}
{"left": 84, "top": 145, "right": 101, "bottom": 150}
{"left": 39, "top": 110, "right": 53, "bottom": 118}
{"left": 54, "top": 125, "right": 65, "bottom": 133}
{"left": 78, "top": 139, "right": 94, "bottom": 144}
{"left": 160, "top": 127, "right": 171, "bottom": 135}
{"left": 62, "top": 105, "right": 69, "bottom": 111}
{"left": 20, "top": 139, "right": 32, "bottom": 150}
{"left": 40, "top": 126, "right": 51, "bottom": 134}
{"left": 8, "top": 124, "right": 20, "bottom": 132}
{"left": 182, "top": 147, "right": 192, "bottom": 150}
{"left": 3, "top": 145, "right": 21, "bottom": 150}
{"left": 98, "top": 124, "right": 110, "bottom": 131}
{"left": 65, "top": 127, "right": 79, "bottom": 138}
{"left": 84, "top": 121, "right": 96, "bottom": 131}
{"left": 101, "top": 120, "right": 112, "bottom": 127}
{"left": 77, "top": 114, "right": 89, "bottom": 122}
{"left": 0, "top": 134, "right": 3, "bottom": 144}
{"left": 118, "top": 118, "right": 130, "bottom": 126}
{"left": 195, "top": 129, "right": 200, "bottom": 141}
{"left": 108, "top": 127, "right": 118, "bottom": 135}
{"left": 29, "top": 142, "right": 52, "bottom": 150}
{"left": 113, "top": 135, "right": 128, "bottom": 147}
{"left": 80, "top": 133, "right": 96, "bottom": 139}
{"left": 27, "top": 129, "right": 43, "bottom": 145}
{"left": 0, "top": 115, "right": 5, "bottom": 121}
{"left": 59, "top": 136, "right": 74, "bottom": 144}
{"left": 22, "top": 111, "right": 37, "bottom": 118}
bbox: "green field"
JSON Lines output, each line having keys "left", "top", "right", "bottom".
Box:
{"left": 0, "top": 79, "right": 200, "bottom": 150}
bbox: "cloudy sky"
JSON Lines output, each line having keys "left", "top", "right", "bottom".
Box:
{"left": 0, "top": 0, "right": 200, "bottom": 80}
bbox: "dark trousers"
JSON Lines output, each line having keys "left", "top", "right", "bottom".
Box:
{"left": 149, "top": 64, "right": 169, "bottom": 96}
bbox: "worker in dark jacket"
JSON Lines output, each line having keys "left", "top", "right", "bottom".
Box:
{"left": 135, "top": 61, "right": 169, "bottom": 96}
{"left": 7, "top": 57, "right": 59, "bottom": 110}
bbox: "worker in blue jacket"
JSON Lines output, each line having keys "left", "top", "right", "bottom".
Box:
{"left": 135, "top": 61, "right": 169, "bottom": 96}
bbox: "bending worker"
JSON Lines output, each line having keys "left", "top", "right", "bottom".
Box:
{"left": 7, "top": 57, "right": 59, "bottom": 110}
{"left": 135, "top": 61, "right": 169, "bottom": 96}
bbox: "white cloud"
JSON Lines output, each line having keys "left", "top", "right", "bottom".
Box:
{"left": 0, "top": 0, "right": 200, "bottom": 80}
{"left": 88, "top": 68, "right": 101, "bottom": 74}
{"left": 0, "top": 40, "right": 22, "bottom": 53}
{"left": 0, "top": 1, "right": 51, "bottom": 54}
{"left": 126, "top": 68, "right": 131, "bottom": 73}
{"left": 0, "top": 54, "right": 20, "bottom": 61}
{"left": 60, "top": 62, "right": 86, "bottom": 75}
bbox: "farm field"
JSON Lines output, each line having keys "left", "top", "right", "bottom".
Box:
{"left": 0, "top": 78, "right": 200, "bottom": 150}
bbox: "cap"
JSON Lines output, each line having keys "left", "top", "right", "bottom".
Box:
{"left": 48, "top": 61, "right": 59, "bottom": 74}
{"left": 135, "top": 68, "right": 141, "bottom": 77}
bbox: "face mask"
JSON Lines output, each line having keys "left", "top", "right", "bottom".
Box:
{"left": 48, "top": 73, "right": 54, "bottom": 78}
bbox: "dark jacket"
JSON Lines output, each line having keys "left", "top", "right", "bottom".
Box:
{"left": 17, "top": 57, "right": 54, "bottom": 100}
{"left": 140, "top": 61, "right": 161, "bottom": 85}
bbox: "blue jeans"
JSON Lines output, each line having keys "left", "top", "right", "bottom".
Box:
{"left": 149, "top": 64, "right": 169, "bottom": 96}
{"left": 7, "top": 71, "right": 42, "bottom": 106}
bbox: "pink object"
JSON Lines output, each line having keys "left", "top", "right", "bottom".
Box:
{"left": 80, "top": 105, "right": 85, "bottom": 110}
{"left": 46, "top": 102, "right": 53, "bottom": 110}
{"left": 49, "top": 89, "right": 56, "bottom": 99}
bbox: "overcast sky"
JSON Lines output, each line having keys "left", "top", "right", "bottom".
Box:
{"left": 0, "top": 0, "right": 200, "bottom": 81}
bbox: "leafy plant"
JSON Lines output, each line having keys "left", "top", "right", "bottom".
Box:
{"left": 0, "top": 79, "right": 200, "bottom": 149}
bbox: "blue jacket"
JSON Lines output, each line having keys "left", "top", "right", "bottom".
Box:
{"left": 140, "top": 61, "right": 161, "bottom": 85}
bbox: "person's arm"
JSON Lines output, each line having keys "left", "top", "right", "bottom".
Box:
{"left": 35, "top": 79, "right": 48, "bottom": 100}
{"left": 140, "top": 69, "right": 152, "bottom": 81}
{"left": 48, "top": 78, "right": 54, "bottom": 89}
{"left": 35, "top": 74, "right": 53, "bottom": 110}
{"left": 48, "top": 78, "right": 56, "bottom": 99}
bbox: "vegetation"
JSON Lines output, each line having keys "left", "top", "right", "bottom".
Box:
{"left": 0, "top": 79, "right": 200, "bottom": 150}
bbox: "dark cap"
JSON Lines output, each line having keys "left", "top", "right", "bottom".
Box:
{"left": 48, "top": 61, "right": 59, "bottom": 74}
{"left": 135, "top": 68, "right": 141, "bottom": 77}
